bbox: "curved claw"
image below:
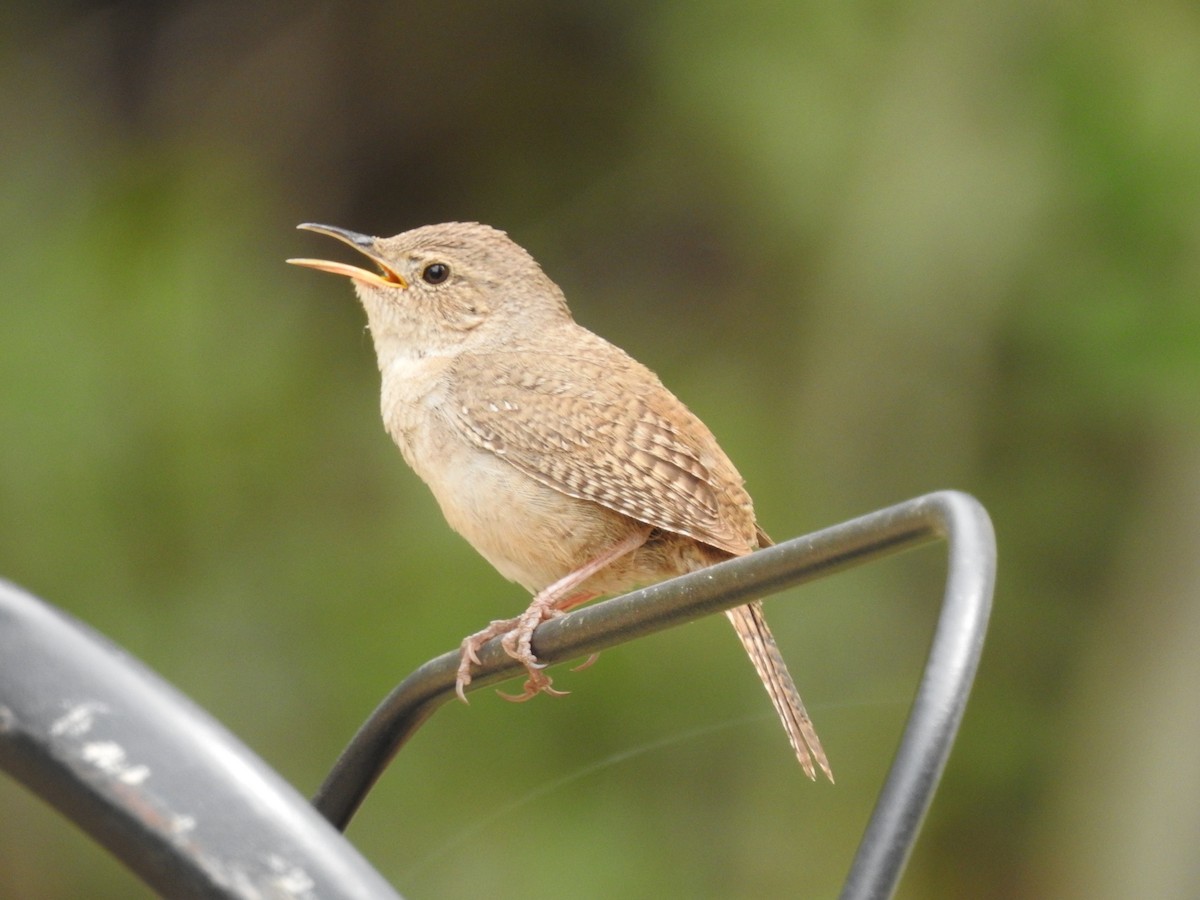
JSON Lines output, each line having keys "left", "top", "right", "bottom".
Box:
{"left": 571, "top": 653, "right": 601, "bottom": 672}
{"left": 496, "top": 687, "right": 534, "bottom": 703}
{"left": 455, "top": 664, "right": 473, "bottom": 705}
{"left": 497, "top": 678, "right": 570, "bottom": 702}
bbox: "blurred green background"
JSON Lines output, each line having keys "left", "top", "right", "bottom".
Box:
{"left": 2, "top": 2, "right": 1198, "bottom": 897}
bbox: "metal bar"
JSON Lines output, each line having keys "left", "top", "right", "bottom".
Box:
{"left": 314, "top": 489, "right": 995, "bottom": 900}
{"left": 838, "top": 491, "right": 996, "bottom": 900}
{"left": 0, "top": 581, "right": 403, "bottom": 900}
{"left": 0, "top": 490, "right": 993, "bottom": 899}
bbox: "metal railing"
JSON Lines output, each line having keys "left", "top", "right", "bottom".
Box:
{"left": 0, "top": 490, "right": 994, "bottom": 899}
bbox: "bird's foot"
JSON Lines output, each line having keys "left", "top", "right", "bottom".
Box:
{"left": 456, "top": 616, "right": 520, "bottom": 703}
{"left": 454, "top": 599, "right": 568, "bottom": 702}
{"left": 495, "top": 599, "right": 568, "bottom": 701}
{"left": 454, "top": 530, "right": 648, "bottom": 704}
{"left": 495, "top": 668, "right": 568, "bottom": 702}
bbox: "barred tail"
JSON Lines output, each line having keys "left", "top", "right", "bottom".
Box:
{"left": 725, "top": 600, "right": 833, "bottom": 782}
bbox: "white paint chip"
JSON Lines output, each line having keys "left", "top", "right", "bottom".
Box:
{"left": 82, "top": 740, "right": 151, "bottom": 785}
{"left": 50, "top": 701, "right": 110, "bottom": 737}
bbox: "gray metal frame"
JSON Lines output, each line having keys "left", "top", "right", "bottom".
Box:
{"left": 0, "top": 490, "right": 994, "bottom": 899}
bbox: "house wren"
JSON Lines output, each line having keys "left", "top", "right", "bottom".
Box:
{"left": 288, "top": 222, "right": 831, "bottom": 781}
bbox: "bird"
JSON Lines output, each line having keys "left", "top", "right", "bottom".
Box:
{"left": 288, "top": 221, "right": 831, "bottom": 781}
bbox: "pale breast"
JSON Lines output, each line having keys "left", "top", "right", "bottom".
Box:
{"left": 379, "top": 356, "right": 634, "bottom": 592}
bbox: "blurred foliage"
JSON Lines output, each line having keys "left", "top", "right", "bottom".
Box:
{"left": 2, "top": 1, "right": 1199, "bottom": 898}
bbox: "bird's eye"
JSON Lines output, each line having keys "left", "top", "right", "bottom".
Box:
{"left": 421, "top": 262, "right": 450, "bottom": 285}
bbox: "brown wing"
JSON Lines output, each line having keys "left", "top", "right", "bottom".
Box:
{"left": 446, "top": 348, "right": 757, "bottom": 555}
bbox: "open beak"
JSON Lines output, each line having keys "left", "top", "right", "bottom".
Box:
{"left": 287, "top": 223, "right": 408, "bottom": 290}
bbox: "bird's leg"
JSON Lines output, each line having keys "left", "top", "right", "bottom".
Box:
{"left": 497, "top": 527, "right": 649, "bottom": 701}
{"left": 456, "top": 525, "right": 650, "bottom": 703}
